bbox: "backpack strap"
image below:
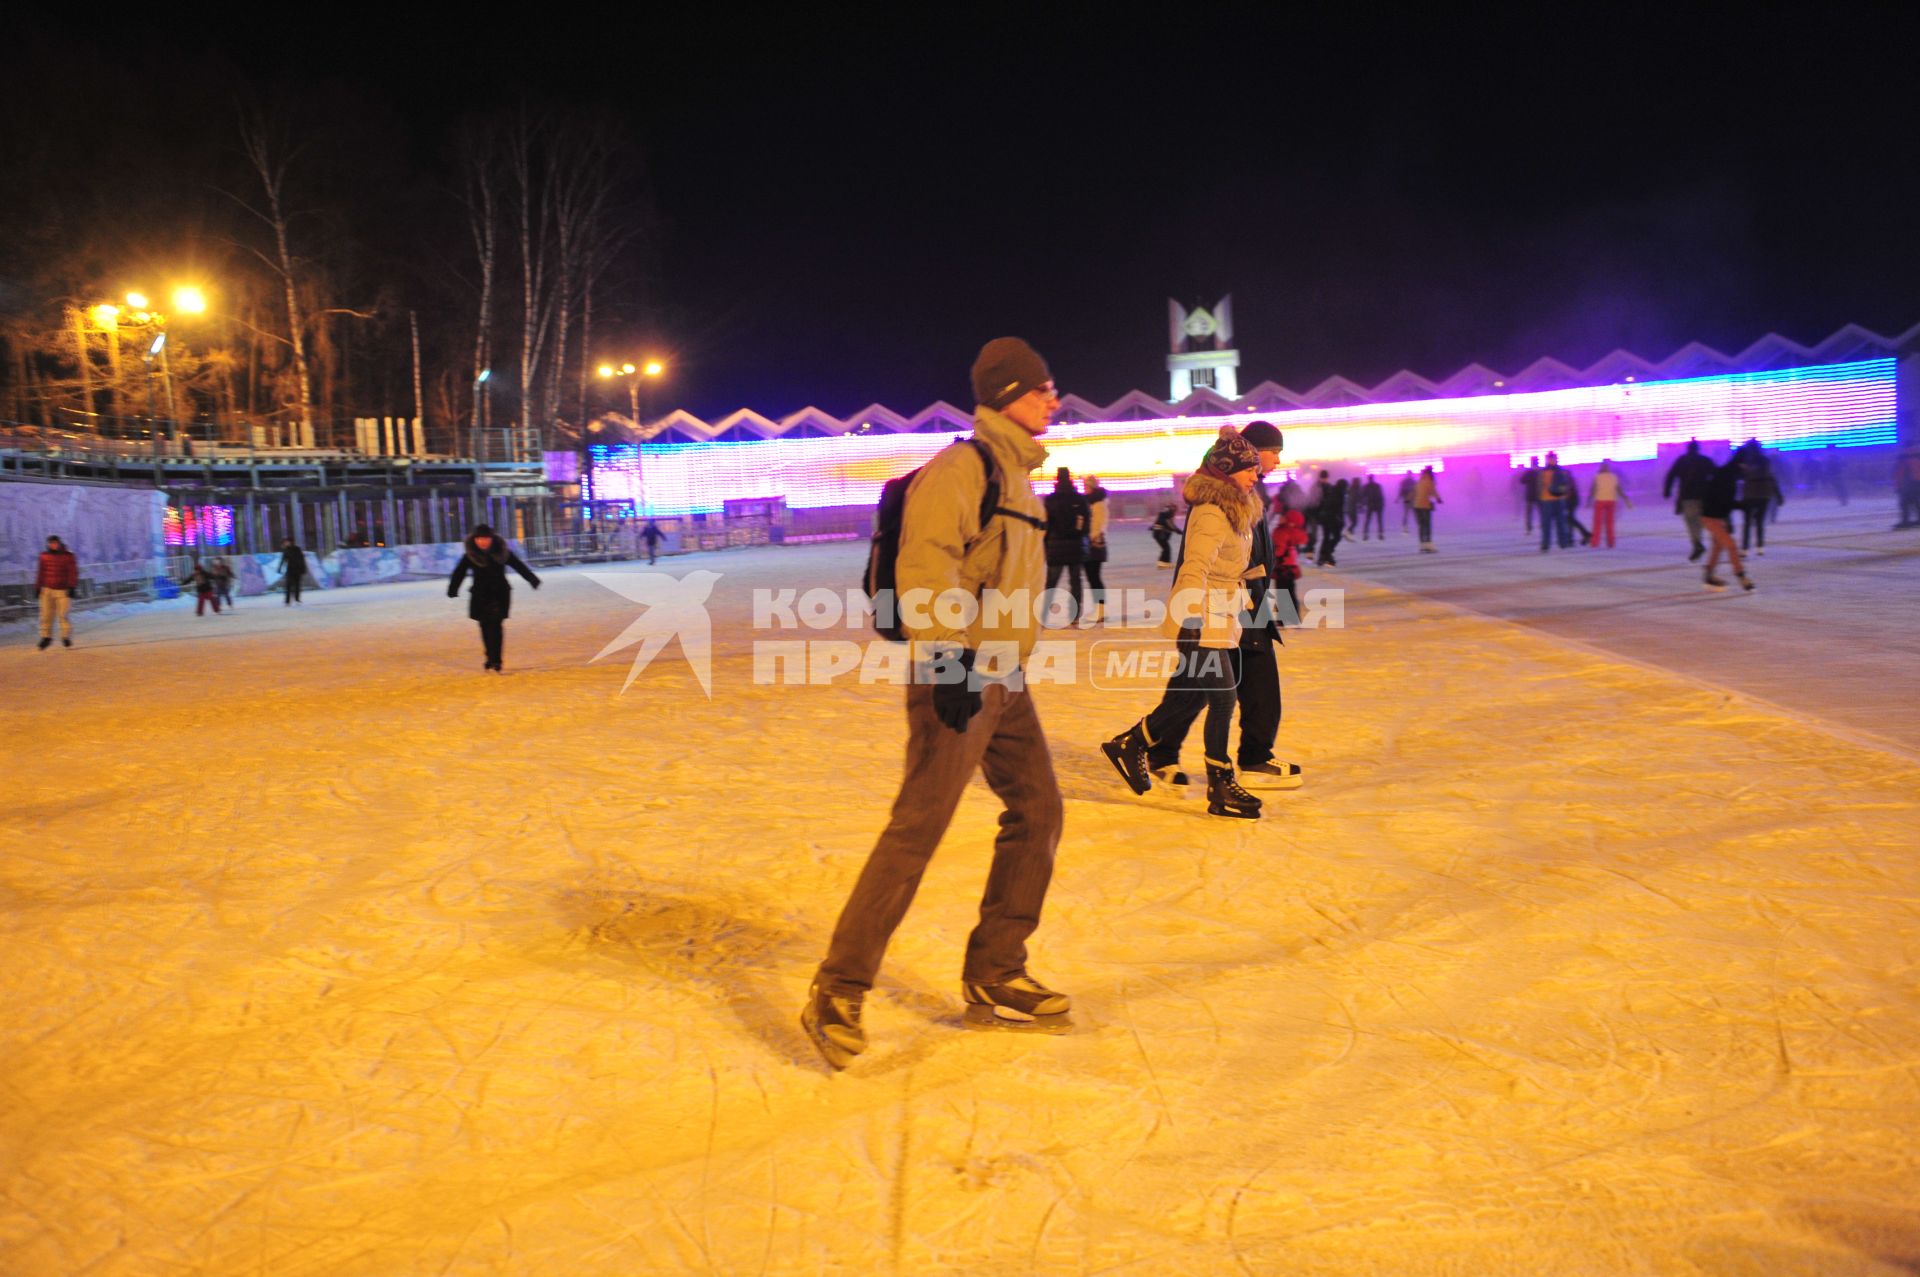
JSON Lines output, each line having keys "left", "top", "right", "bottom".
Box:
{"left": 966, "top": 437, "right": 1046, "bottom": 531}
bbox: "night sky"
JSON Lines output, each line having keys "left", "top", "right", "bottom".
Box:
{"left": 17, "top": 9, "right": 1920, "bottom": 419}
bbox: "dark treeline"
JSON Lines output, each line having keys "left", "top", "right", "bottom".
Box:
{"left": 0, "top": 29, "right": 657, "bottom": 454}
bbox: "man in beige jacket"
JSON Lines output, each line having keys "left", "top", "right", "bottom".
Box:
{"left": 804, "top": 338, "right": 1066, "bottom": 1069}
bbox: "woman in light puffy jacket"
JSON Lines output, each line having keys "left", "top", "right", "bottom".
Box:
{"left": 1081, "top": 475, "right": 1110, "bottom": 624}
{"left": 1101, "top": 431, "right": 1266, "bottom": 819}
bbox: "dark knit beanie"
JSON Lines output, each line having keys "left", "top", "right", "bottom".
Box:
{"left": 1202, "top": 431, "right": 1261, "bottom": 477}
{"left": 971, "top": 337, "right": 1052, "bottom": 410}
{"left": 472, "top": 523, "right": 495, "bottom": 537}
{"left": 1240, "top": 420, "right": 1283, "bottom": 451}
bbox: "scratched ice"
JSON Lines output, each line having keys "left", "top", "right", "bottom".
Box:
{"left": 4, "top": 498, "right": 1918, "bottom": 1275}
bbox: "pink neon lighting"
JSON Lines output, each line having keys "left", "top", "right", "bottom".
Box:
{"left": 585, "top": 359, "right": 1895, "bottom": 515}
{"left": 164, "top": 506, "right": 236, "bottom": 547}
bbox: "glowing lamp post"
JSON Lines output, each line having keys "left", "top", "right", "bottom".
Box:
{"left": 598, "top": 358, "right": 667, "bottom": 517}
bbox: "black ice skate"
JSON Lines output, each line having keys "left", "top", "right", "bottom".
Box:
{"left": 801, "top": 980, "right": 866, "bottom": 1070}
{"left": 1206, "top": 763, "right": 1262, "bottom": 819}
{"left": 962, "top": 973, "right": 1072, "bottom": 1033}
{"left": 1703, "top": 570, "right": 1727, "bottom": 590}
{"left": 1737, "top": 572, "right": 1756, "bottom": 593}
{"left": 1101, "top": 722, "right": 1152, "bottom": 795}
{"left": 1239, "top": 760, "right": 1304, "bottom": 790}
{"left": 1149, "top": 765, "right": 1191, "bottom": 791}
{"left": 37, "top": 637, "right": 51, "bottom": 650}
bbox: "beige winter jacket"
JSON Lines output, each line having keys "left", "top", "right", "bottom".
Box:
{"left": 896, "top": 407, "right": 1049, "bottom": 664}
{"left": 1164, "top": 471, "right": 1259, "bottom": 648}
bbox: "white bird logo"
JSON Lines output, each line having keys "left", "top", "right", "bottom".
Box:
{"left": 582, "top": 569, "right": 724, "bottom": 696}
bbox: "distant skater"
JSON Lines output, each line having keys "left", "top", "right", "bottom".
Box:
{"left": 182, "top": 559, "right": 221, "bottom": 616}
{"left": 1150, "top": 504, "right": 1179, "bottom": 567}
{"left": 1894, "top": 438, "right": 1920, "bottom": 529}
{"left": 1739, "top": 447, "right": 1782, "bottom": 555}
{"left": 447, "top": 523, "right": 541, "bottom": 671}
{"left": 1314, "top": 478, "right": 1348, "bottom": 567}
{"left": 1700, "top": 444, "right": 1756, "bottom": 592}
{"left": 1042, "top": 466, "right": 1090, "bottom": 625}
{"left": 1663, "top": 440, "right": 1715, "bottom": 561}
{"left": 1412, "top": 466, "right": 1441, "bottom": 552}
{"left": 278, "top": 538, "right": 308, "bottom": 605}
{"left": 1397, "top": 472, "right": 1416, "bottom": 531}
{"left": 1519, "top": 456, "right": 1541, "bottom": 534}
{"left": 1081, "top": 474, "right": 1109, "bottom": 625}
{"left": 34, "top": 534, "right": 77, "bottom": 649}
{"left": 210, "top": 556, "right": 236, "bottom": 610}
{"left": 641, "top": 520, "right": 663, "bottom": 564}
{"left": 1589, "top": 459, "right": 1628, "bottom": 548}
{"left": 1359, "top": 474, "right": 1385, "bottom": 540}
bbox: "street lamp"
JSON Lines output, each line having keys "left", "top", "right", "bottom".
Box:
{"left": 597, "top": 358, "right": 666, "bottom": 517}
{"left": 100, "top": 285, "right": 208, "bottom": 452}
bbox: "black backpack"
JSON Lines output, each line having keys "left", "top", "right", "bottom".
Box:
{"left": 863, "top": 438, "right": 1037, "bottom": 641}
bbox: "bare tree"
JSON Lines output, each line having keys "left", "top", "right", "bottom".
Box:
{"left": 456, "top": 120, "right": 502, "bottom": 457}
{"left": 506, "top": 109, "right": 558, "bottom": 458}
{"left": 235, "top": 108, "right": 317, "bottom": 448}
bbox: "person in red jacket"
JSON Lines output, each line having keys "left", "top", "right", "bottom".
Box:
{"left": 34, "top": 535, "right": 78, "bottom": 649}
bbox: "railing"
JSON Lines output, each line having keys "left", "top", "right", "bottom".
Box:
{"left": 0, "top": 420, "right": 548, "bottom": 467}
{"left": 0, "top": 555, "right": 164, "bottom": 624}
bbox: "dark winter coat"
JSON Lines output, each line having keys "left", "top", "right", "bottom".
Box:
{"left": 1362, "top": 480, "right": 1385, "bottom": 513}
{"left": 1739, "top": 463, "right": 1783, "bottom": 505}
{"left": 448, "top": 535, "right": 540, "bottom": 620}
{"left": 278, "top": 544, "right": 308, "bottom": 579}
{"left": 35, "top": 547, "right": 78, "bottom": 591}
{"left": 1318, "top": 481, "right": 1350, "bottom": 530}
{"left": 1042, "top": 486, "right": 1090, "bottom": 566}
{"left": 1701, "top": 462, "right": 1742, "bottom": 521}
{"left": 1663, "top": 451, "right": 1716, "bottom": 507}
{"left": 1239, "top": 482, "right": 1280, "bottom": 651}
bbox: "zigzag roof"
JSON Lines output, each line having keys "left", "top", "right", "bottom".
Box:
{"left": 588, "top": 323, "right": 1916, "bottom": 440}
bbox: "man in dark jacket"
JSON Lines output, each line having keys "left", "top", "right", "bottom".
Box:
{"left": 35, "top": 534, "right": 78, "bottom": 649}
{"left": 447, "top": 523, "right": 541, "bottom": 671}
{"left": 1315, "top": 479, "right": 1348, "bottom": 566}
{"left": 277, "top": 538, "right": 308, "bottom": 605}
{"left": 1662, "top": 440, "right": 1716, "bottom": 561}
{"left": 1041, "top": 466, "right": 1090, "bottom": 625}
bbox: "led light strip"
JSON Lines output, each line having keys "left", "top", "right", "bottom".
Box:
{"left": 583, "top": 359, "right": 1896, "bottom": 515}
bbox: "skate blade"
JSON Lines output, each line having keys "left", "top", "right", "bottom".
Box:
{"left": 1100, "top": 743, "right": 1150, "bottom": 795}
{"left": 800, "top": 1009, "right": 861, "bottom": 1070}
{"left": 1240, "top": 774, "right": 1304, "bottom": 791}
{"left": 962, "top": 1003, "right": 1073, "bottom": 1034}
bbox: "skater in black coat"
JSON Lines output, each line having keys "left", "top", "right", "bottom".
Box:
{"left": 1041, "top": 467, "right": 1090, "bottom": 624}
{"left": 1315, "top": 479, "right": 1349, "bottom": 566}
{"left": 447, "top": 523, "right": 541, "bottom": 671}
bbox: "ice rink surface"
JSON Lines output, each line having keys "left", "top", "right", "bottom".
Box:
{"left": 4, "top": 498, "right": 1919, "bottom": 1275}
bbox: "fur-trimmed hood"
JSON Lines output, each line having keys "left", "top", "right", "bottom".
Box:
{"left": 1182, "top": 471, "right": 1262, "bottom": 533}
{"left": 464, "top": 535, "right": 510, "bottom": 567}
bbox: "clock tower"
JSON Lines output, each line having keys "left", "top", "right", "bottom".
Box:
{"left": 1167, "top": 295, "right": 1241, "bottom": 402}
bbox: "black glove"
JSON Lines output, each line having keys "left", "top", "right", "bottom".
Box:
{"left": 929, "top": 648, "right": 981, "bottom": 734}
{"left": 529, "top": 577, "right": 541, "bottom": 590}
{"left": 447, "top": 586, "right": 459, "bottom": 599}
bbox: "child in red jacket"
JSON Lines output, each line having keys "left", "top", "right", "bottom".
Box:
{"left": 1273, "top": 508, "right": 1307, "bottom": 624}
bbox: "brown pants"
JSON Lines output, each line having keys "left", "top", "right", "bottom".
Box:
{"left": 39, "top": 588, "right": 71, "bottom": 639}
{"left": 818, "top": 680, "right": 1063, "bottom": 997}
{"left": 1702, "top": 516, "right": 1745, "bottom": 576}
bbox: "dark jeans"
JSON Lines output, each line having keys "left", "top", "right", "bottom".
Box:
{"left": 819, "top": 680, "right": 1063, "bottom": 997}
{"left": 1152, "top": 531, "right": 1173, "bottom": 564}
{"left": 1414, "top": 507, "right": 1434, "bottom": 543}
{"left": 1315, "top": 525, "right": 1343, "bottom": 565}
{"left": 1741, "top": 499, "right": 1770, "bottom": 548}
{"left": 284, "top": 575, "right": 302, "bottom": 604}
{"left": 1525, "top": 498, "right": 1538, "bottom": 532}
{"left": 1043, "top": 561, "right": 1083, "bottom": 623}
{"left": 1146, "top": 642, "right": 1280, "bottom": 769}
{"left": 1141, "top": 636, "right": 1239, "bottom": 769}
{"left": 1360, "top": 507, "right": 1384, "bottom": 539}
{"left": 1539, "top": 501, "right": 1572, "bottom": 549}
{"left": 477, "top": 617, "right": 504, "bottom": 667}
{"left": 1083, "top": 560, "right": 1107, "bottom": 609}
